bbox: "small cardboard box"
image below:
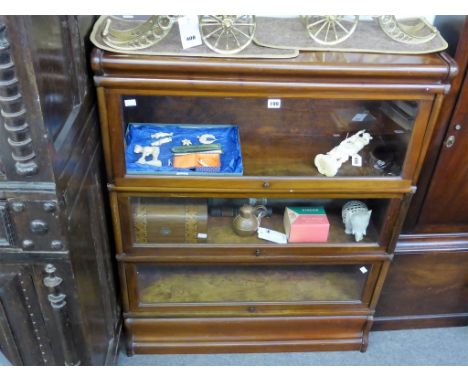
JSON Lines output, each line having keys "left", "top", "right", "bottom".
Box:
{"left": 283, "top": 206, "right": 330, "bottom": 243}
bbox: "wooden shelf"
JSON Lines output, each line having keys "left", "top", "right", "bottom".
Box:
{"left": 129, "top": 209, "right": 380, "bottom": 248}
{"left": 206, "top": 213, "right": 379, "bottom": 246}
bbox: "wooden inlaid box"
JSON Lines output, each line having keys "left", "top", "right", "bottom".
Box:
{"left": 132, "top": 198, "right": 208, "bottom": 244}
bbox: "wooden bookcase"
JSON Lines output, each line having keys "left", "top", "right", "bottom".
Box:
{"left": 91, "top": 48, "right": 456, "bottom": 354}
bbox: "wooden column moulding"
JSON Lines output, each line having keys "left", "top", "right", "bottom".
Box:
{"left": 42, "top": 264, "right": 81, "bottom": 366}
{"left": 0, "top": 22, "right": 38, "bottom": 177}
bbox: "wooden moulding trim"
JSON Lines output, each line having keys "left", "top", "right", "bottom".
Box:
{"left": 109, "top": 191, "right": 124, "bottom": 254}
{"left": 111, "top": 189, "right": 409, "bottom": 199}
{"left": 129, "top": 304, "right": 372, "bottom": 318}
{"left": 96, "top": 87, "right": 113, "bottom": 180}
{"left": 396, "top": 233, "right": 468, "bottom": 253}
{"left": 118, "top": 262, "right": 130, "bottom": 312}
{"left": 93, "top": 77, "right": 449, "bottom": 95}
{"left": 115, "top": 253, "right": 392, "bottom": 264}
{"left": 439, "top": 51, "right": 460, "bottom": 81}
{"left": 412, "top": 94, "right": 446, "bottom": 181}
{"left": 372, "top": 313, "right": 468, "bottom": 331}
{"left": 367, "top": 261, "right": 391, "bottom": 311}
{"left": 105, "top": 86, "right": 437, "bottom": 101}
{"left": 91, "top": 49, "right": 451, "bottom": 81}
{"left": 109, "top": 180, "right": 413, "bottom": 197}
{"left": 130, "top": 339, "right": 363, "bottom": 354}
{"left": 123, "top": 307, "right": 373, "bottom": 318}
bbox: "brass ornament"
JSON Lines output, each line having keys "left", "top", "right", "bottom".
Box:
{"left": 199, "top": 15, "right": 256, "bottom": 54}
{"left": 377, "top": 16, "right": 438, "bottom": 45}
{"left": 101, "top": 15, "right": 256, "bottom": 54}
{"left": 101, "top": 15, "right": 175, "bottom": 50}
{"left": 302, "top": 15, "right": 359, "bottom": 45}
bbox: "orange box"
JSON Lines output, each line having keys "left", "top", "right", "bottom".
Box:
{"left": 173, "top": 153, "right": 221, "bottom": 169}
{"left": 283, "top": 206, "right": 330, "bottom": 243}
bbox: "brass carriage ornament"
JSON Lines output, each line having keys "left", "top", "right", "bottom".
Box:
{"left": 302, "top": 15, "right": 438, "bottom": 46}
{"left": 100, "top": 15, "right": 440, "bottom": 54}
{"left": 199, "top": 15, "right": 256, "bottom": 55}
{"left": 377, "top": 16, "right": 439, "bottom": 44}
{"left": 101, "top": 15, "right": 256, "bottom": 54}
{"left": 302, "top": 16, "right": 359, "bottom": 46}
{"left": 101, "top": 15, "right": 175, "bottom": 50}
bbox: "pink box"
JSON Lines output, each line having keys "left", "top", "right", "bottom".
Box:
{"left": 283, "top": 206, "right": 330, "bottom": 243}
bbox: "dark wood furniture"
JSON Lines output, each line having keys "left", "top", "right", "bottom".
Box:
{"left": 374, "top": 17, "right": 468, "bottom": 330}
{"left": 92, "top": 46, "right": 456, "bottom": 354}
{"left": 0, "top": 16, "right": 120, "bottom": 365}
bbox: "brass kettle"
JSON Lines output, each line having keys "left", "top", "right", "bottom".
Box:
{"left": 232, "top": 204, "right": 268, "bottom": 237}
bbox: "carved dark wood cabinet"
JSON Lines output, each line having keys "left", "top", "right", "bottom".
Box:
{"left": 92, "top": 44, "right": 456, "bottom": 354}
{"left": 0, "top": 16, "right": 120, "bottom": 365}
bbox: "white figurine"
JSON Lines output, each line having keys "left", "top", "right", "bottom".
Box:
{"left": 151, "top": 137, "right": 172, "bottom": 147}
{"left": 314, "top": 130, "right": 373, "bottom": 177}
{"left": 198, "top": 134, "right": 217, "bottom": 144}
{"left": 151, "top": 132, "right": 173, "bottom": 139}
{"left": 134, "top": 145, "right": 162, "bottom": 167}
{"left": 342, "top": 200, "right": 372, "bottom": 242}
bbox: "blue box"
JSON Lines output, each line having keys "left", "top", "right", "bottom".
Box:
{"left": 125, "top": 123, "right": 243, "bottom": 176}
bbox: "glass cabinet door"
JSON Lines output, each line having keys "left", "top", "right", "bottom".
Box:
{"left": 129, "top": 262, "right": 377, "bottom": 314}
{"left": 118, "top": 196, "right": 393, "bottom": 251}
{"left": 119, "top": 95, "right": 424, "bottom": 179}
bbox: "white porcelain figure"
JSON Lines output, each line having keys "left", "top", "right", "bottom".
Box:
{"left": 342, "top": 200, "right": 372, "bottom": 242}
{"left": 151, "top": 132, "right": 173, "bottom": 139}
{"left": 314, "top": 130, "right": 373, "bottom": 177}
{"left": 151, "top": 137, "right": 172, "bottom": 147}
{"left": 134, "top": 145, "right": 162, "bottom": 167}
{"left": 198, "top": 134, "right": 217, "bottom": 144}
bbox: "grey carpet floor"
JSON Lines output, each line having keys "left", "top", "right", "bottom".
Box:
{"left": 1, "top": 326, "right": 467, "bottom": 366}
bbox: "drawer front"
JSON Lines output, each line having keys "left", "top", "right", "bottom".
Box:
{"left": 124, "top": 262, "right": 381, "bottom": 316}
{"left": 125, "top": 315, "right": 368, "bottom": 354}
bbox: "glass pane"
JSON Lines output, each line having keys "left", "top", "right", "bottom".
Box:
{"left": 129, "top": 197, "right": 387, "bottom": 246}
{"left": 137, "top": 264, "right": 369, "bottom": 304}
{"left": 121, "top": 95, "right": 419, "bottom": 177}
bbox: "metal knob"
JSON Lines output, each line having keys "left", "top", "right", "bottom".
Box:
{"left": 22, "top": 239, "right": 34, "bottom": 249}
{"left": 445, "top": 135, "right": 456, "bottom": 148}
{"left": 43, "top": 201, "right": 57, "bottom": 212}
{"left": 30, "top": 219, "right": 48, "bottom": 234}
{"left": 255, "top": 248, "right": 261, "bottom": 256}
{"left": 11, "top": 202, "right": 25, "bottom": 212}
{"left": 263, "top": 182, "right": 270, "bottom": 188}
{"left": 51, "top": 240, "right": 63, "bottom": 250}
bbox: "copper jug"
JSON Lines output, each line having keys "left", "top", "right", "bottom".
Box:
{"left": 232, "top": 204, "right": 268, "bottom": 236}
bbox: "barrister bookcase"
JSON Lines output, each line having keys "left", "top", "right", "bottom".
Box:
{"left": 91, "top": 48, "right": 456, "bottom": 354}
